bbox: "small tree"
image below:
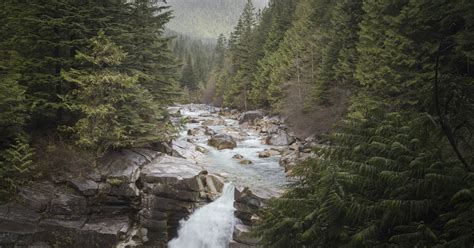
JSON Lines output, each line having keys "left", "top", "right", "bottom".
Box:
{"left": 62, "top": 32, "right": 166, "bottom": 156}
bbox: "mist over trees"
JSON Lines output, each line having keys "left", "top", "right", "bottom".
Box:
{"left": 166, "top": 0, "right": 269, "bottom": 39}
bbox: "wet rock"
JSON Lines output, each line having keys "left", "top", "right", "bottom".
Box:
{"left": 224, "top": 126, "right": 246, "bottom": 141}
{"left": 187, "top": 128, "right": 196, "bottom": 136}
{"left": 187, "top": 117, "right": 200, "bottom": 123}
{"left": 234, "top": 186, "right": 270, "bottom": 226}
{"left": 279, "top": 150, "right": 317, "bottom": 176}
{"left": 258, "top": 149, "right": 281, "bottom": 158}
{"left": 168, "top": 107, "right": 181, "bottom": 117}
{"left": 195, "top": 145, "right": 209, "bottom": 154}
{"left": 204, "top": 126, "right": 216, "bottom": 136}
{"left": 265, "top": 130, "right": 295, "bottom": 146}
{"left": 239, "top": 111, "right": 263, "bottom": 126}
{"left": 233, "top": 224, "right": 261, "bottom": 245}
{"left": 239, "top": 159, "right": 253, "bottom": 165}
{"left": 208, "top": 134, "right": 237, "bottom": 150}
{"left": 202, "top": 118, "right": 225, "bottom": 126}
{"left": 232, "top": 154, "right": 244, "bottom": 160}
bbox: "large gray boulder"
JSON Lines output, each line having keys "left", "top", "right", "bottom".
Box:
{"left": 208, "top": 134, "right": 237, "bottom": 150}
{"left": 265, "top": 130, "right": 295, "bottom": 146}
{"left": 239, "top": 111, "right": 263, "bottom": 126}
{"left": 233, "top": 224, "right": 261, "bottom": 245}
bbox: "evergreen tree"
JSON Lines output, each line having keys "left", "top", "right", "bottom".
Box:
{"left": 256, "top": 0, "right": 474, "bottom": 247}
{"left": 62, "top": 32, "right": 168, "bottom": 156}
{"left": 180, "top": 55, "right": 198, "bottom": 90}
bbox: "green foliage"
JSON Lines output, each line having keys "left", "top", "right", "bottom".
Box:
{"left": 255, "top": 0, "right": 474, "bottom": 247}
{"left": 62, "top": 32, "right": 167, "bottom": 156}
{"left": 257, "top": 105, "right": 474, "bottom": 247}
{"left": 0, "top": 137, "right": 35, "bottom": 202}
{"left": 0, "top": 56, "right": 27, "bottom": 145}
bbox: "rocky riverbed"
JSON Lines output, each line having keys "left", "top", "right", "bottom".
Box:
{"left": 0, "top": 104, "right": 316, "bottom": 247}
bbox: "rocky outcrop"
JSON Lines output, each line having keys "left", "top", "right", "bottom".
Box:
{"left": 265, "top": 130, "right": 296, "bottom": 146}
{"left": 208, "top": 134, "right": 237, "bottom": 150}
{"left": 230, "top": 186, "right": 271, "bottom": 247}
{"left": 279, "top": 143, "right": 317, "bottom": 175}
{"left": 0, "top": 150, "right": 224, "bottom": 248}
{"left": 258, "top": 148, "right": 281, "bottom": 158}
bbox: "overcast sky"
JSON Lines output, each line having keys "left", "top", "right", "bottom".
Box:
{"left": 166, "top": 0, "right": 269, "bottom": 40}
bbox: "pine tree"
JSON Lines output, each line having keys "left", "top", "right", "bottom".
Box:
{"left": 62, "top": 32, "right": 168, "bottom": 156}
{"left": 180, "top": 55, "right": 198, "bottom": 90}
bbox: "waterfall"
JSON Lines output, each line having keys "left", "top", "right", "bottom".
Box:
{"left": 168, "top": 183, "right": 236, "bottom": 248}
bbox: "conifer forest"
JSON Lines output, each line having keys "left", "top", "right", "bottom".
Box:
{"left": 0, "top": 0, "right": 473, "bottom": 247}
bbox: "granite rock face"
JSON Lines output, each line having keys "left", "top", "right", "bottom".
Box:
{"left": 0, "top": 150, "right": 224, "bottom": 248}
{"left": 230, "top": 186, "right": 271, "bottom": 248}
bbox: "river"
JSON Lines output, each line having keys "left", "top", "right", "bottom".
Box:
{"left": 168, "top": 104, "right": 288, "bottom": 247}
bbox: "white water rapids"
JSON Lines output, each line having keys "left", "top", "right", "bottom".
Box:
{"left": 168, "top": 183, "right": 236, "bottom": 248}
{"left": 167, "top": 104, "right": 288, "bottom": 247}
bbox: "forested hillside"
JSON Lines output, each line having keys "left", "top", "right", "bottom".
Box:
{"left": 166, "top": 0, "right": 268, "bottom": 39}
{"left": 202, "top": 0, "right": 474, "bottom": 246}
{"left": 0, "top": 0, "right": 473, "bottom": 247}
{"left": 0, "top": 0, "right": 179, "bottom": 201}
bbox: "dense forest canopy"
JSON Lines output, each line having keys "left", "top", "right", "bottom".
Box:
{"left": 0, "top": 0, "right": 179, "bottom": 200}
{"left": 199, "top": 0, "right": 472, "bottom": 246}
{"left": 0, "top": 0, "right": 473, "bottom": 247}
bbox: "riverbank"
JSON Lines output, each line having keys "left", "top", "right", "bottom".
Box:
{"left": 0, "top": 104, "right": 315, "bottom": 247}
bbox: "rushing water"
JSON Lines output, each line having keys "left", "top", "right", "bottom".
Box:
{"left": 176, "top": 104, "right": 288, "bottom": 197}
{"left": 168, "top": 183, "right": 236, "bottom": 248}
{"left": 168, "top": 104, "right": 288, "bottom": 247}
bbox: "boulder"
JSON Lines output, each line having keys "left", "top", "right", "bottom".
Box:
{"left": 258, "top": 149, "right": 281, "bottom": 158}
{"left": 233, "top": 224, "right": 261, "bottom": 245}
{"left": 187, "top": 117, "right": 200, "bottom": 123}
{"left": 187, "top": 128, "right": 202, "bottom": 136}
{"left": 239, "top": 159, "right": 253, "bottom": 165}
{"left": 265, "top": 130, "right": 295, "bottom": 146}
{"left": 204, "top": 126, "right": 216, "bottom": 136}
{"left": 239, "top": 111, "right": 263, "bottom": 126}
{"left": 232, "top": 154, "right": 244, "bottom": 160}
{"left": 98, "top": 149, "right": 156, "bottom": 183}
{"left": 279, "top": 150, "right": 317, "bottom": 176}
{"left": 195, "top": 145, "right": 209, "bottom": 154}
{"left": 208, "top": 134, "right": 237, "bottom": 150}
{"left": 167, "top": 107, "right": 181, "bottom": 117}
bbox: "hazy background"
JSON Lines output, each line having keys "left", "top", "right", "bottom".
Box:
{"left": 166, "top": 0, "right": 269, "bottom": 40}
